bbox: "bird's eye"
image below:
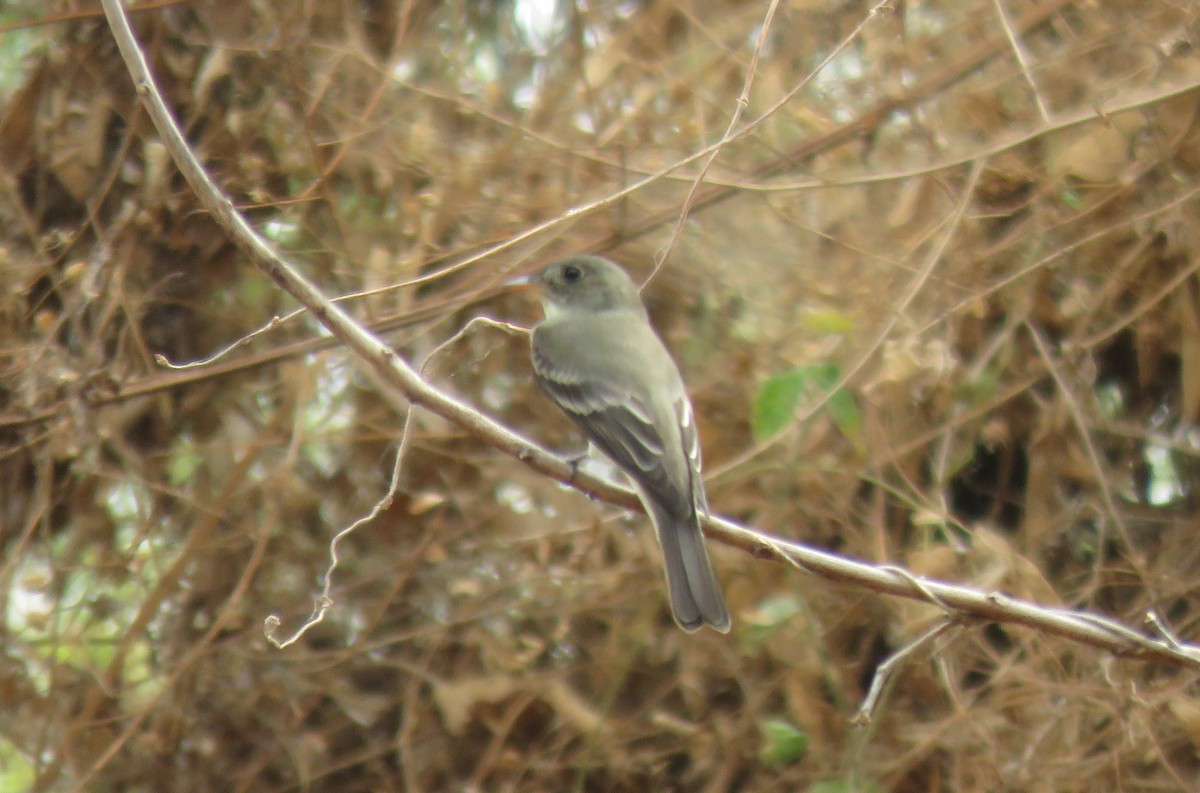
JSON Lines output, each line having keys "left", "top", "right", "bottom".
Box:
{"left": 562, "top": 265, "right": 582, "bottom": 283}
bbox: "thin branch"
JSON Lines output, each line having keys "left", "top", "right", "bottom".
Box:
{"left": 654, "top": 0, "right": 890, "bottom": 280}
{"left": 991, "top": 0, "right": 1052, "bottom": 123}
{"left": 157, "top": 315, "right": 288, "bottom": 369}
{"left": 552, "top": 0, "right": 1078, "bottom": 265}
{"left": 735, "top": 518, "right": 1200, "bottom": 668}
{"left": 696, "top": 77, "right": 1200, "bottom": 194}
{"left": 1024, "top": 321, "right": 1145, "bottom": 578}
{"left": 853, "top": 619, "right": 961, "bottom": 726}
{"left": 264, "top": 316, "right": 525, "bottom": 646}
{"left": 651, "top": 0, "right": 784, "bottom": 282}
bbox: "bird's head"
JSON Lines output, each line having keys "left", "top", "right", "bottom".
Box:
{"left": 536, "top": 255, "right": 644, "bottom": 318}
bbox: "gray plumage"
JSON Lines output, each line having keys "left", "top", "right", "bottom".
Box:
{"left": 530, "top": 255, "right": 730, "bottom": 633}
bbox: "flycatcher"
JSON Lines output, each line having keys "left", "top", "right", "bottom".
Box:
{"left": 530, "top": 255, "right": 730, "bottom": 633}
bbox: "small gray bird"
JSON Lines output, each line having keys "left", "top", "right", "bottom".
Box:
{"left": 530, "top": 255, "right": 730, "bottom": 633}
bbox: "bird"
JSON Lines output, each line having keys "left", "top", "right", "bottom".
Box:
{"left": 528, "top": 254, "right": 730, "bottom": 633}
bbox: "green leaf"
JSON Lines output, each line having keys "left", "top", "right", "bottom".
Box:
{"left": 752, "top": 370, "right": 809, "bottom": 440}
{"left": 0, "top": 738, "right": 34, "bottom": 793}
{"left": 800, "top": 310, "right": 855, "bottom": 335}
{"left": 824, "top": 387, "right": 861, "bottom": 438}
{"left": 760, "top": 718, "right": 809, "bottom": 765}
{"left": 169, "top": 439, "right": 202, "bottom": 486}
{"left": 744, "top": 594, "right": 805, "bottom": 645}
{"left": 752, "top": 364, "right": 861, "bottom": 441}
{"left": 808, "top": 780, "right": 880, "bottom": 793}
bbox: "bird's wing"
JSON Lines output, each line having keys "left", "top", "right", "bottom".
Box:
{"left": 532, "top": 351, "right": 692, "bottom": 517}
{"left": 674, "top": 396, "right": 708, "bottom": 515}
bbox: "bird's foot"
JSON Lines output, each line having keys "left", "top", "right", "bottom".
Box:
{"left": 563, "top": 448, "right": 590, "bottom": 484}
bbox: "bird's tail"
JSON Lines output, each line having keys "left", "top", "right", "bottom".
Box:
{"left": 648, "top": 502, "right": 730, "bottom": 633}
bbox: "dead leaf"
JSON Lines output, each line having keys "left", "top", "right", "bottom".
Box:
{"left": 1046, "top": 112, "right": 1146, "bottom": 183}
{"left": 1169, "top": 696, "right": 1200, "bottom": 750}
{"left": 432, "top": 675, "right": 521, "bottom": 735}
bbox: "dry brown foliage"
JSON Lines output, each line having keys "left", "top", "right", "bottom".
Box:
{"left": 2, "top": 0, "right": 1200, "bottom": 791}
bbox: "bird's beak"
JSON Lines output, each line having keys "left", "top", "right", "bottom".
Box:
{"left": 503, "top": 273, "right": 542, "bottom": 294}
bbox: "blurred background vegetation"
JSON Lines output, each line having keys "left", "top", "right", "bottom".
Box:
{"left": 2, "top": 0, "right": 1199, "bottom": 790}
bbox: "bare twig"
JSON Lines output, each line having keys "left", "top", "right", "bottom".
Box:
{"left": 157, "top": 315, "right": 288, "bottom": 369}
{"left": 651, "top": 0, "right": 784, "bottom": 282}
{"left": 1146, "top": 612, "right": 1187, "bottom": 651}
{"left": 733, "top": 519, "right": 1200, "bottom": 668}
{"left": 1024, "top": 322, "right": 1145, "bottom": 578}
{"left": 991, "top": 0, "right": 1052, "bottom": 123}
{"left": 264, "top": 403, "right": 410, "bottom": 649}
{"left": 265, "top": 315, "right": 526, "bottom": 646}
{"left": 853, "top": 619, "right": 961, "bottom": 726}
{"left": 654, "top": 0, "right": 891, "bottom": 280}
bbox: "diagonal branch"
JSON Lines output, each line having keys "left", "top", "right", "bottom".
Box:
{"left": 99, "top": 0, "right": 1200, "bottom": 677}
